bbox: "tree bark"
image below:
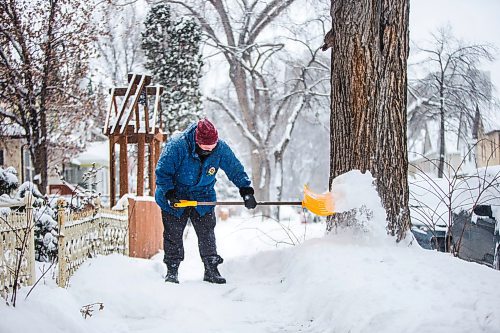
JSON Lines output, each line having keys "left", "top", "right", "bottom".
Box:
{"left": 31, "top": 140, "right": 48, "bottom": 195}
{"left": 328, "top": 0, "right": 411, "bottom": 240}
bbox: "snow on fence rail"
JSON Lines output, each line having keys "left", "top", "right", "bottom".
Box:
{"left": 1, "top": 196, "right": 129, "bottom": 293}
{"left": 57, "top": 202, "right": 129, "bottom": 287}
{"left": 0, "top": 195, "right": 35, "bottom": 300}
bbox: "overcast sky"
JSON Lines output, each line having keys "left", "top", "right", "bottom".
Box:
{"left": 410, "top": 0, "right": 500, "bottom": 93}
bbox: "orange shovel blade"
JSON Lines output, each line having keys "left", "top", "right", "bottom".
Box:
{"left": 302, "top": 185, "right": 335, "bottom": 216}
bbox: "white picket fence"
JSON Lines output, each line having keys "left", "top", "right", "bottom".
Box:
{"left": 0, "top": 195, "right": 35, "bottom": 300}
{"left": 56, "top": 202, "right": 129, "bottom": 287}
{"left": 0, "top": 195, "right": 129, "bottom": 297}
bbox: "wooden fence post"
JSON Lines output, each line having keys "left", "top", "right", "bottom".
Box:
{"left": 124, "top": 202, "right": 130, "bottom": 257}
{"left": 96, "top": 198, "right": 104, "bottom": 255}
{"left": 57, "top": 199, "right": 67, "bottom": 288}
{"left": 25, "top": 193, "right": 35, "bottom": 285}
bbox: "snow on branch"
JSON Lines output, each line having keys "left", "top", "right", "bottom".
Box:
{"left": 273, "top": 95, "right": 305, "bottom": 154}
{"left": 267, "top": 44, "right": 326, "bottom": 144}
{"left": 0, "top": 108, "right": 22, "bottom": 125}
{"left": 407, "top": 85, "right": 441, "bottom": 107}
{"left": 208, "top": 0, "right": 236, "bottom": 46}
{"left": 248, "top": 0, "right": 298, "bottom": 45}
{"left": 165, "top": 1, "right": 222, "bottom": 46}
{"left": 206, "top": 96, "right": 259, "bottom": 146}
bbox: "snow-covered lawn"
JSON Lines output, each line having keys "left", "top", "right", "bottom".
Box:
{"left": 1, "top": 211, "right": 499, "bottom": 333}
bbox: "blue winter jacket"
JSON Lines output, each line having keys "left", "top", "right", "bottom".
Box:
{"left": 155, "top": 123, "right": 252, "bottom": 217}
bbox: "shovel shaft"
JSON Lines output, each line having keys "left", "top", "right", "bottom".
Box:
{"left": 198, "top": 201, "right": 302, "bottom": 206}
{"left": 174, "top": 200, "right": 302, "bottom": 208}
{"left": 173, "top": 185, "right": 334, "bottom": 216}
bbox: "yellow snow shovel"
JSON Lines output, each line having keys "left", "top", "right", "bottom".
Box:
{"left": 174, "top": 185, "right": 335, "bottom": 216}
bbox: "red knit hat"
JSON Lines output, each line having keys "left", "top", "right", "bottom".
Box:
{"left": 195, "top": 119, "right": 219, "bottom": 145}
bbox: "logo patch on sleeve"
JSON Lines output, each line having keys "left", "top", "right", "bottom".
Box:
{"left": 207, "top": 166, "right": 216, "bottom": 176}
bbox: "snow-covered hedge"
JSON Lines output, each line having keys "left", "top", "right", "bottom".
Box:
{"left": 33, "top": 201, "right": 58, "bottom": 262}
{"left": 15, "top": 181, "right": 58, "bottom": 262}
{"left": 0, "top": 166, "right": 58, "bottom": 262}
{"left": 0, "top": 166, "right": 19, "bottom": 196}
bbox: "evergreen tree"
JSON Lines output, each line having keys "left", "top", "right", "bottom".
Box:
{"left": 142, "top": 4, "right": 203, "bottom": 134}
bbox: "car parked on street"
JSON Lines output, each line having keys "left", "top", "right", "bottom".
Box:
{"left": 451, "top": 205, "right": 500, "bottom": 270}
{"left": 411, "top": 222, "right": 449, "bottom": 252}
{"left": 410, "top": 203, "right": 452, "bottom": 252}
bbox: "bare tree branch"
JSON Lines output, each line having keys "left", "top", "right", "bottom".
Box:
{"left": 206, "top": 95, "right": 260, "bottom": 146}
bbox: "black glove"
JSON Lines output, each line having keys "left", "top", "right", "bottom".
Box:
{"left": 165, "top": 189, "right": 180, "bottom": 207}
{"left": 239, "top": 187, "right": 257, "bottom": 209}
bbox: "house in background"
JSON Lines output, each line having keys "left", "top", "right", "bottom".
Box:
{"left": 407, "top": 121, "right": 474, "bottom": 177}
{"left": 48, "top": 139, "right": 111, "bottom": 200}
{"left": 473, "top": 106, "right": 500, "bottom": 168}
{"left": 0, "top": 122, "right": 34, "bottom": 183}
{"left": 1, "top": 121, "right": 112, "bottom": 198}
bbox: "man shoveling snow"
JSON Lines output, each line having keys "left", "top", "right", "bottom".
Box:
{"left": 155, "top": 118, "right": 257, "bottom": 284}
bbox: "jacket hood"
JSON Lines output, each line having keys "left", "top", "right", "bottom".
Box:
{"left": 183, "top": 123, "right": 198, "bottom": 158}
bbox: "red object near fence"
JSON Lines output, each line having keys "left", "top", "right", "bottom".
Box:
{"left": 127, "top": 197, "right": 163, "bottom": 259}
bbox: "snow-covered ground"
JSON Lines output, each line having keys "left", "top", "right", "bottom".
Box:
{"left": 2, "top": 215, "right": 499, "bottom": 333}
{"left": 1, "top": 172, "right": 500, "bottom": 333}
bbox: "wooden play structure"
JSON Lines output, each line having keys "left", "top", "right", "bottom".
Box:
{"left": 103, "top": 73, "right": 167, "bottom": 207}
{"left": 102, "top": 73, "right": 166, "bottom": 259}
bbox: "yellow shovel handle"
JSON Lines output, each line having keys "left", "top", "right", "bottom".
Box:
{"left": 174, "top": 200, "right": 198, "bottom": 208}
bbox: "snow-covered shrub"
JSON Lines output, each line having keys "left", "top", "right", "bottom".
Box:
{"left": 53, "top": 164, "right": 102, "bottom": 212}
{"left": 15, "top": 181, "right": 44, "bottom": 200}
{"left": 0, "top": 166, "right": 19, "bottom": 196}
{"left": 14, "top": 181, "right": 58, "bottom": 262}
{"left": 0, "top": 166, "right": 20, "bottom": 222}
{"left": 0, "top": 206, "right": 11, "bottom": 216}
{"left": 33, "top": 205, "right": 58, "bottom": 262}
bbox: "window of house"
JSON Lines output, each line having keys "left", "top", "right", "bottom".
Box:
{"left": 63, "top": 164, "right": 84, "bottom": 185}
{"left": 23, "top": 149, "right": 34, "bottom": 182}
{"left": 0, "top": 149, "right": 4, "bottom": 166}
{"left": 482, "top": 141, "right": 486, "bottom": 161}
{"left": 491, "top": 135, "right": 498, "bottom": 158}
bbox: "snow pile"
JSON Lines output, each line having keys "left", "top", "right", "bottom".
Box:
{"left": 330, "top": 170, "right": 389, "bottom": 240}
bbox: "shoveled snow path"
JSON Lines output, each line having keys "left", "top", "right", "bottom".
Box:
{"left": 69, "top": 216, "right": 321, "bottom": 333}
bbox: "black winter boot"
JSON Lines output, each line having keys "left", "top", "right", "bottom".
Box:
{"left": 165, "top": 261, "right": 180, "bottom": 283}
{"left": 202, "top": 255, "right": 226, "bottom": 284}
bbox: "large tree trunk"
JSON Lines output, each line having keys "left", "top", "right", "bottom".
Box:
{"left": 328, "top": 0, "right": 411, "bottom": 240}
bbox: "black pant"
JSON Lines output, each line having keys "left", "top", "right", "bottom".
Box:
{"left": 162, "top": 208, "right": 218, "bottom": 264}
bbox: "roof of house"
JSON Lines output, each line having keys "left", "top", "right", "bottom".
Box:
{"left": 0, "top": 122, "right": 26, "bottom": 138}
{"left": 71, "top": 141, "right": 109, "bottom": 167}
{"left": 481, "top": 103, "right": 500, "bottom": 133}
